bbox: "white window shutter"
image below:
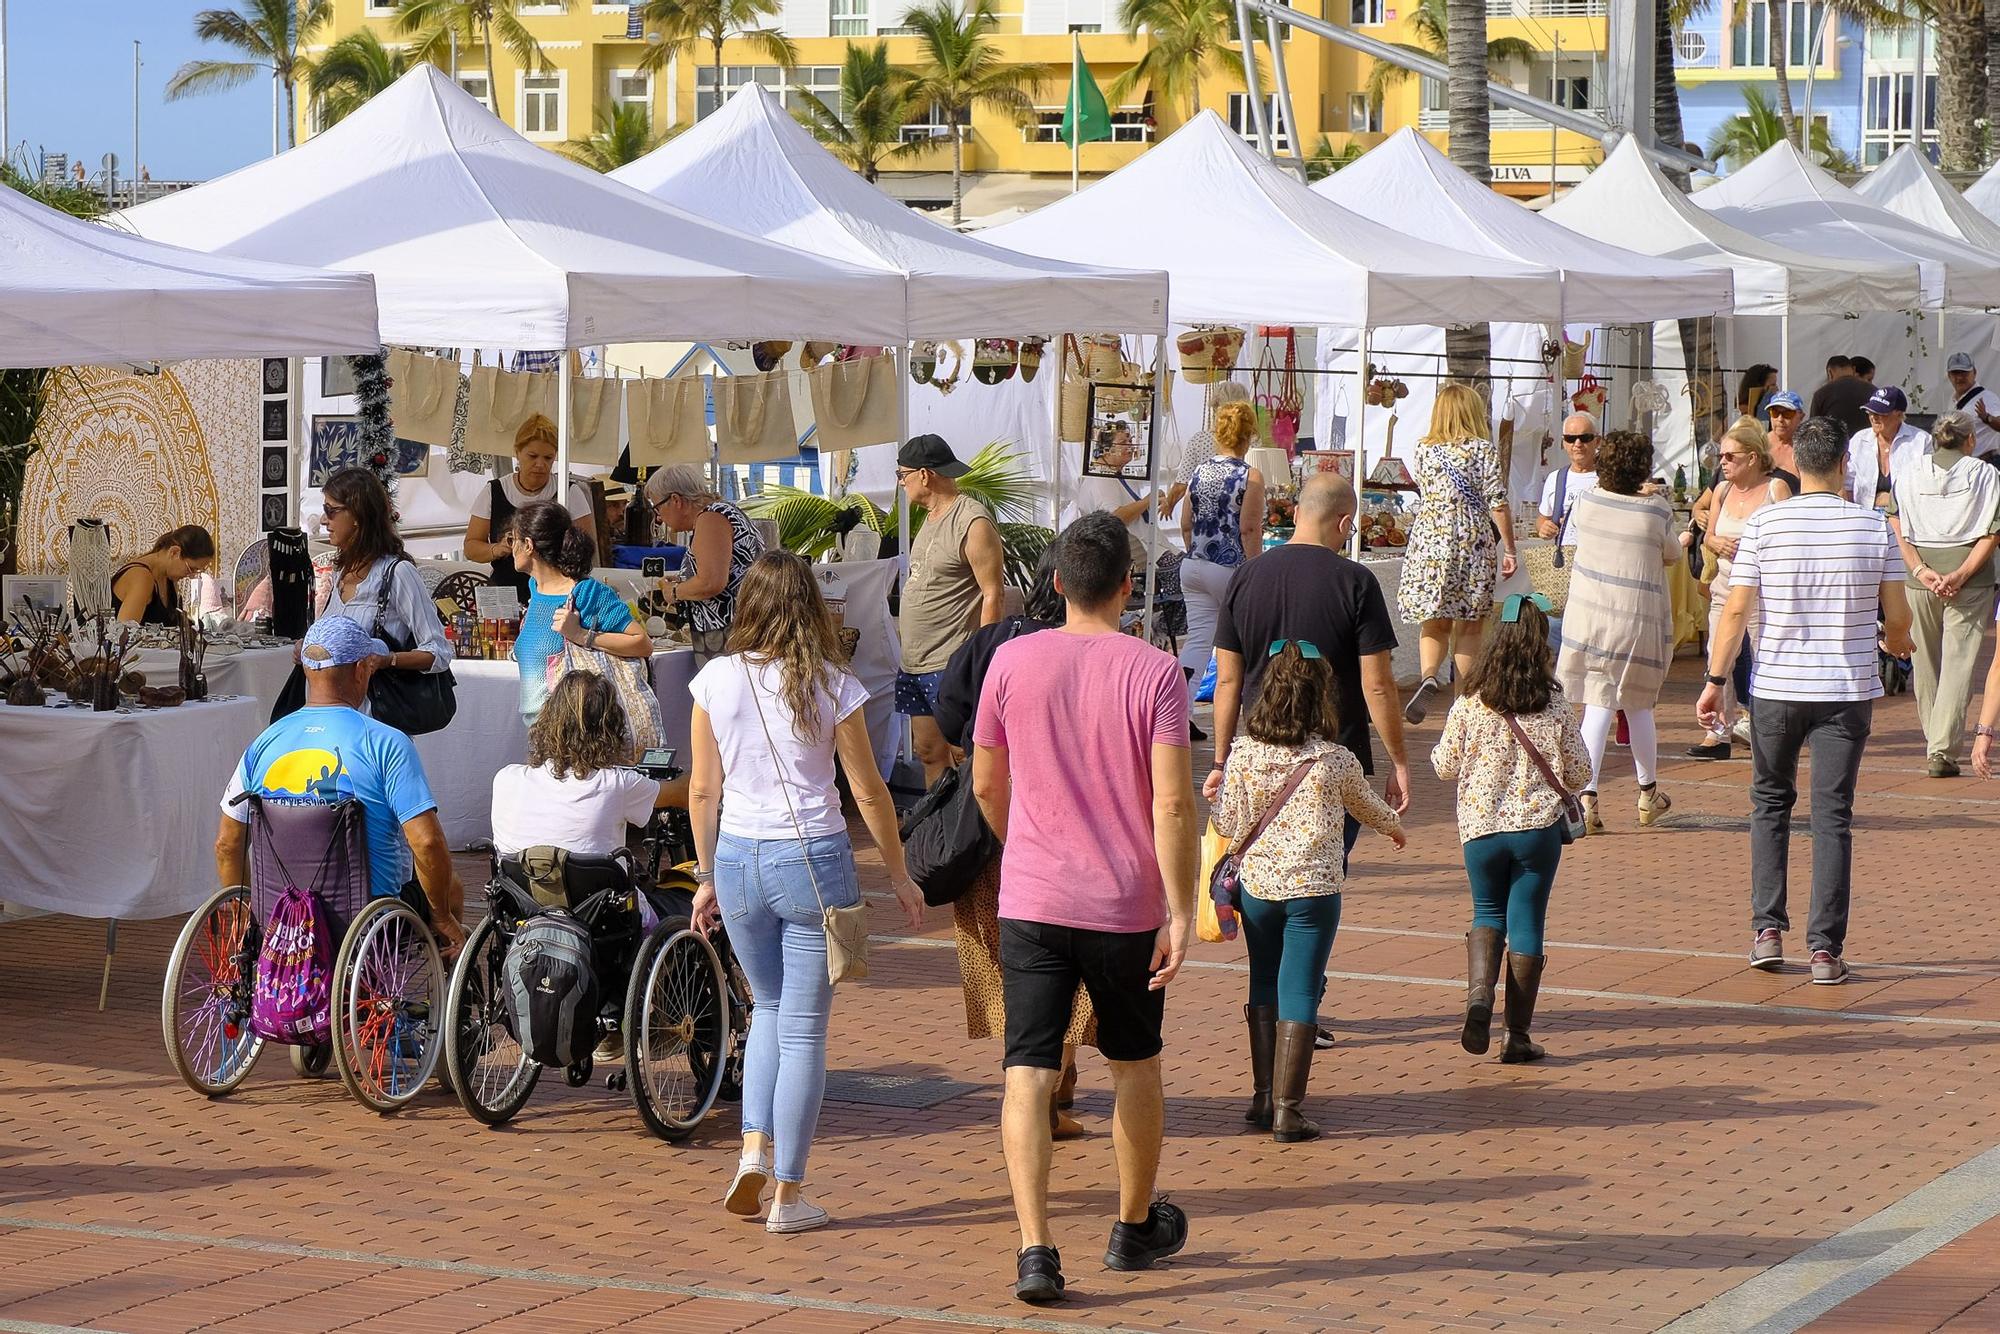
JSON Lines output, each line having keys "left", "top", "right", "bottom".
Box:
{"left": 784, "top": 0, "right": 831, "bottom": 39}
{"left": 1022, "top": 0, "right": 1066, "bottom": 35}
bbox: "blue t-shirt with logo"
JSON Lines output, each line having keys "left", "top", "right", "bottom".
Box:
{"left": 517, "top": 576, "right": 636, "bottom": 721}
{"left": 222, "top": 704, "right": 438, "bottom": 899}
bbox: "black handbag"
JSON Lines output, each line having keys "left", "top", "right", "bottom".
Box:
{"left": 270, "top": 556, "right": 456, "bottom": 735}
{"left": 899, "top": 757, "right": 999, "bottom": 907}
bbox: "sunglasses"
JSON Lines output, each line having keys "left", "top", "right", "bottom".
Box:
{"left": 1500, "top": 592, "right": 1553, "bottom": 623}
{"left": 895, "top": 467, "right": 922, "bottom": 481}
{"left": 1268, "top": 639, "right": 1323, "bottom": 660}
{"left": 1719, "top": 451, "right": 1753, "bottom": 462}
{"left": 1563, "top": 433, "right": 1598, "bottom": 444}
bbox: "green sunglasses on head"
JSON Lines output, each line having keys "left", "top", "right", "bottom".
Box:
{"left": 1268, "top": 639, "right": 1323, "bottom": 659}
{"left": 1500, "top": 593, "right": 1553, "bottom": 623}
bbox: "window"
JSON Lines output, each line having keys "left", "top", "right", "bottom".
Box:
{"left": 457, "top": 73, "right": 492, "bottom": 110}
{"left": 364, "top": 0, "right": 399, "bottom": 12}
{"left": 519, "top": 2, "right": 569, "bottom": 13}
{"left": 1351, "top": 0, "right": 1384, "bottom": 22}
{"left": 1729, "top": 1, "right": 1827, "bottom": 68}
{"left": 1865, "top": 72, "right": 1937, "bottom": 133}
{"left": 1068, "top": 22, "right": 1103, "bottom": 31}
{"left": 1226, "top": 93, "right": 1289, "bottom": 150}
{"left": 520, "top": 72, "right": 564, "bottom": 136}
{"left": 1347, "top": 93, "right": 1380, "bottom": 133}
{"left": 697, "top": 65, "right": 841, "bottom": 119}
{"left": 831, "top": 0, "right": 869, "bottom": 36}
{"left": 901, "top": 102, "right": 959, "bottom": 142}
{"left": 1025, "top": 106, "right": 1154, "bottom": 142}
{"left": 1554, "top": 75, "right": 1589, "bottom": 110}
{"left": 610, "top": 70, "right": 651, "bottom": 110}
{"left": 1674, "top": 30, "right": 1708, "bottom": 63}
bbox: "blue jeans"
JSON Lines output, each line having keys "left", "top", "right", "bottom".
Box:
{"left": 1240, "top": 892, "right": 1343, "bottom": 1025}
{"left": 1463, "top": 824, "right": 1564, "bottom": 955}
{"left": 714, "top": 829, "right": 862, "bottom": 1184}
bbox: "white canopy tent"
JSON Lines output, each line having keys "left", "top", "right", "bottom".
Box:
{"left": 609, "top": 83, "right": 1167, "bottom": 339}
{"left": 1545, "top": 136, "right": 1917, "bottom": 317}
{"left": 1692, "top": 141, "right": 2000, "bottom": 311}
{"left": 983, "top": 111, "right": 1564, "bottom": 329}
{"left": 1317, "top": 129, "right": 1735, "bottom": 324}
{"left": 0, "top": 180, "right": 379, "bottom": 369}
{"left": 1963, "top": 155, "right": 2000, "bottom": 224}
{"left": 121, "top": 64, "right": 907, "bottom": 349}
{"left": 1853, "top": 143, "right": 2000, "bottom": 251}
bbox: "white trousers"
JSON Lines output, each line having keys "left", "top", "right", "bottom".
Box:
{"left": 1178, "top": 556, "right": 1236, "bottom": 694}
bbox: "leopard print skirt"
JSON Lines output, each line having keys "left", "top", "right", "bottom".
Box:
{"left": 951, "top": 859, "right": 1099, "bottom": 1047}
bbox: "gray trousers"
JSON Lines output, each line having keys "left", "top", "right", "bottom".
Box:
{"left": 1749, "top": 696, "right": 1873, "bottom": 958}
{"left": 1907, "top": 583, "right": 1995, "bottom": 762}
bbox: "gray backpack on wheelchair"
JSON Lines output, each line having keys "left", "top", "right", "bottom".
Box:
{"left": 498, "top": 847, "right": 635, "bottom": 1070}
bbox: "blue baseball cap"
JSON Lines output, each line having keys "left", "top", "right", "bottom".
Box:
{"left": 1865, "top": 385, "right": 1908, "bottom": 415}
{"left": 299, "top": 616, "right": 389, "bottom": 670}
{"left": 1767, "top": 390, "right": 1804, "bottom": 415}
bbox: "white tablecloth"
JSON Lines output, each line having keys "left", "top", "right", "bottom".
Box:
{"left": 414, "top": 651, "right": 696, "bottom": 849}
{"left": 128, "top": 644, "right": 297, "bottom": 715}
{"left": 0, "top": 696, "right": 264, "bottom": 921}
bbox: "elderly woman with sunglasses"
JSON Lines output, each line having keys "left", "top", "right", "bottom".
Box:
{"left": 1687, "top": 416, "right": 1791, "bottom": 761}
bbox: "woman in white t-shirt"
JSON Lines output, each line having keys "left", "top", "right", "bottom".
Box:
{"left": 490, "top": 671, "right": 682, "bottom": 859}
{"left": 462, "top": 414, "right": 596, "bottom": 602}
{"left": 687, "top": 552, "right": 923, "bottom": 1237}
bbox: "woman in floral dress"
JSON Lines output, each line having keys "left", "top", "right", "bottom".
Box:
{"left": 1400, "top": 383, "right": 1517, "bottom": 724}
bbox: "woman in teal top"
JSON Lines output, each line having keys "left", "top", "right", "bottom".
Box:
{"left": 508, "top": 501, "right": 653, "bottom": 721}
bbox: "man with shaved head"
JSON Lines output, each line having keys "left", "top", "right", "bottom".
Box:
{"left": 1206, "top": 471, "right": 1408, "bottom": 1051}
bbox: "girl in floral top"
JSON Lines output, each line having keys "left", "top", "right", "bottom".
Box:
{"left": 1431, "top": 594, "right": 1591, "bottom": 1065}
{"left": 1215, "top": 640, "right": 1403, "bottom": 1143}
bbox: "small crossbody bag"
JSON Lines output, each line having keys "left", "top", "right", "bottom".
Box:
{"left": 742, "top": 660, "right": 870, "bottom": 984}
{"left": 1503, "top": 713, "right": 1586, "bottom": 844}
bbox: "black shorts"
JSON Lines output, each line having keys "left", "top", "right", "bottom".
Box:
{"left": 1000, "top": 918, "right": 1165, "bottom": 1068}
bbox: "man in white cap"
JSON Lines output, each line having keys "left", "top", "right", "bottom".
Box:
{"left": 1945, "top": 352, "right": 2000, "bottom": 462}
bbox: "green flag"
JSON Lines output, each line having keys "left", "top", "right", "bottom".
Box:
{"left": 1060, "top": 47, "right": 1112, "bottom": 149}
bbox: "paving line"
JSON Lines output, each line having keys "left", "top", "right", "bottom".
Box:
{"left": 0, "top": 1216, "right": 1129, "bottom": 1334}
{"left": 0, "top": 1323, "right": 122, "bottom": 1334}
{"left": 1656, "top": 1141, "right": 2000, "bottom": 1334}
{"left": 1324, "top": 926, "right": 1999, "bottom": 979}
{"left": 871, "top": 937, "right": 2000, "bottom": 1031}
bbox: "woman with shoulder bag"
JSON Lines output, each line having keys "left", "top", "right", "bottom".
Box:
{"left": 933, "top": 541, "right": 1097, "bottom": 1140}
{"left": 507, "top": 500, "right": 653, "bottom": 726}
{"left": 1214, "top": 640, "right": 1404, "bottom": 1143}
{"left": 1687, "top": 417, "right": 1788, "bottom": 760}
{"left": 1432, "top": 594, "right": 1592, "bottom": 1064}
{"left": 688, "top": 552, "right": 924, "bottom": 1236}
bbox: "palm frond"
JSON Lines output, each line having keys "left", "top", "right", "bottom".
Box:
{"left": 165, "top": 59, "right": 268, "bottom": 100}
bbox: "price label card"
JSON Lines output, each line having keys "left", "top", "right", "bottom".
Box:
{"left": 474, "top": 586, "right": 520, "bottom": 621}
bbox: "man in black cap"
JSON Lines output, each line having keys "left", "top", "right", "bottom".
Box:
{"left": 897, "top": 434, "right": 1006, "bottom": 783}
{"left": 1844, "top": 384, "right": 1932, "bottom": 509}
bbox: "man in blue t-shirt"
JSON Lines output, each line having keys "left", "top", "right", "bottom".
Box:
{"left": 216, "top": 617, "right": 466, "bottom": 956}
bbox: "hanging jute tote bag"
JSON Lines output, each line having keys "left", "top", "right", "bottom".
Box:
{"left": 566, "top": 375, "right": 624, "bottom": 466}
{"left": 808, "top": 354, "right": 898, "bottom": 451}
{"left": 625, "top": 375, "right": 710, "bottom": 467}
{"left": 386, "top": 349, "right": 461, "bottom": 449}
{"left": 715, "top": 369, "right": 798, "bottom": 463}
{"left": 465, "top": 364, "right": 558, "bottom": 457}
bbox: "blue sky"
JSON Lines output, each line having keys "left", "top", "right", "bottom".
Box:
{"left": 5, "top": 2, "right": 274, "bottom": 183}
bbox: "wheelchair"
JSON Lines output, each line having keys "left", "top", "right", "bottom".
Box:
{"left": 161, "top": 794, "right": 447, "bottom": 1114}
{"left": 443, "top": 758, "right": 751, "bottom": 1142}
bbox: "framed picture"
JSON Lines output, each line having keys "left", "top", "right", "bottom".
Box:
{"left": 309, "top": 415, "right": 429, "bottom": 485}
{"left": 320, "top": 355, "right": 357, "bottom": 398}
{"left": 2, "top": 575, "right": 70, "bottom": 626}
{"left": 261, "top": 445, "right": 290, "bottom": 489}
{"left": 262, "top": 399, "right": 290, "bottom": 441}
{"left": 1082, "top": 382, "right": 1155, "bottom": 480}
{"left": 262, "top": 358, "right": 288, "bottom": 396}
{"left": 260, "top": 493, "right": 290, "bottom": 532}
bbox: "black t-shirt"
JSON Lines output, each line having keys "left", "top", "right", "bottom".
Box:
{"left": 1213, "top": 544, "right": 1398, "bottom": 773}
{"left": 1809, "top": 377, "right": 1874, "bottom": 441}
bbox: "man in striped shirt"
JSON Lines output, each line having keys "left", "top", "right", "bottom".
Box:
{"left": 1699, "top": 415, "right": 1914, "bottom": 986}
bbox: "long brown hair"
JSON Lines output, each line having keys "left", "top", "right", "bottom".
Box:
{"left": 149, "top": 525, "right": 216, "bottom": 561}
{"left": 322, "top": 466, "right": 406, "bottom": 573}
{"left": 727, "top": 551, "right": 847, "bottom": 744}
{"left": 1244, "top": 642, "right": 1339, "bottom": 747}
{"left": 1461, "top": 601, "right": 1556, "bottom": 715}
{"left": 527, "top": 673, "right": 632, "bottom": 779}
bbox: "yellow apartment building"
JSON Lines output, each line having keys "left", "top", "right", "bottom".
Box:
{"left": 307, "top": 0, "right": 1605, "bottom": 206}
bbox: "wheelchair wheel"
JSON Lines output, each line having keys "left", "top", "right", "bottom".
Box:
{"left": 625, "top": 916, "right": 728, "bottom": 1142}
{"left": 719, "top": 953, "right": 751, "bottom": 1103}
{"left": 162, "top": 886, "right": 264, "bottom": 1096}
{"left": 288, "top": 1042, "right": 332, "bottom": 1079}
{"left": 330, "top": 897, "right": 444, "bottom": 1114}
{"left": 443, "top": 916, "right": 540, "bottom": 1125}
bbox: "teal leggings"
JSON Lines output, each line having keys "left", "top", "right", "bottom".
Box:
{"left": 1463, "top": 823, "right": 1564, "bottom": 955}
{"left": 1240, "top": 891, "right": 1342, "bottom": 1025}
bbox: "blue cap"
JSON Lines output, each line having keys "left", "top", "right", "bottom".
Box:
{"left": 1767, "top": 390, "right": 1804, "bottom": 415}
{"left": 299, "top": 616, "right": 390, "bottom": 670}
{"left": 1865, "top": 385, "right": 1908, "bottom": 415}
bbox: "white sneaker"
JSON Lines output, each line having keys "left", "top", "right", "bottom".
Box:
{"left": 767, "top": 1196, "right": 831, "bottom": 1234}
{"left": 724, "top": 1154, "right": 771, "bottom": 1217}
{"left": 1732, "top": 716, "right": 1753, "bottom": 746}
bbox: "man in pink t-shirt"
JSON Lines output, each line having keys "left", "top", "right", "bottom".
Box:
{"left": 972, "top": 512, "right": 1198, "bottom": 1304}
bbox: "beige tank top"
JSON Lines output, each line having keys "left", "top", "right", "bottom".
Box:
{"left": 901, "top": 495, "right": 995, "bottom": 674}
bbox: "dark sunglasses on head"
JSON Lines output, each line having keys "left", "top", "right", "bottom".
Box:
{"left": 1563, "top": 432, "right": 1598, "bottom": 443}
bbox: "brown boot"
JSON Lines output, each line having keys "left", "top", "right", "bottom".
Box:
{"left": 1243, "top": 1003, "right": 1277, "bottom": 1130}
{"left": 1462, "top": 927, "right": 1504, "bottom": 1055}
{"left": 1272, "top": 1020, "right": 1321, "bottom": 1143}
{"left": 1500, "top": 952, "right": 1548, "bottom": 1064}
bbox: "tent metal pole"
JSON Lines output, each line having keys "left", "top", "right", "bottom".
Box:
{"left": 289, "top": 356, "right": 305, "bottom": 527}
{"left": 1144, "top": 335, "right": 1165, "bottom": 642}
{"left": 1263, "top": 21, "right": 1306, "bottom": 179}
{"left": 1351, "top": 327, "right": 1370, "bottom": 560}
{"left": 1050, "top": 340, "right": 1065, "bottom": 528}
{"left": 1236, "top": 0, "right": 1272, "bottom": 157}
{"left": 1779, "top": 313, "right": 1790, "bottom": 395}
{"left": 895, "top": 343, "right": 912, "bottom": 765}
{"left": 557, "top": 354, "right": 572, "bottom": 506}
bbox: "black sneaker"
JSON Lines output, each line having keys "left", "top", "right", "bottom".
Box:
{"left": 1015, "top": 1245, "right": 1065, "bottom": 1303}
{"left": 1104, "top": 1199, "right": 1189, "bottom": 1271}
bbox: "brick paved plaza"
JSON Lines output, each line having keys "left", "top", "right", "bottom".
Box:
{"left": 4, "top": 664, "right": 2000, "bottom": 1333}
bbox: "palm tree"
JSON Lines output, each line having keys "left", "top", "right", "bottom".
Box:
{"left": 1363, "top": 0, "right": 1531, "bottom": 112}
{"left": 794, "top": 41, "right": 921, "bottom": 183}
{"left": 1443, "top": 0, "right": 1489, "bottom": 394}
{"left": 304, "top": 30, "right": 415, "bottom": 129}
{"left": 1706, "top": 85, "right": 1854, "bottom": 171}
{"left": 1757, "top": 0, "right": 1908, "bottom": 149}
{"left": 1303, "top": 134, "right": 1363, "bottom": 181}
{"left": 1107, "top": 0, "right": 1247, "bottom": 122}
{"left": 900, "top": 0, "right": 1046, "bottom": 225}
{"left": 560, "top": 102, "right": 674, "bottom": 170}
{"left": 164, "top": 0, "right": 332, "bottom": 151}
{"left": 636, "top": 0, "right": 798, "bottom": 119}
{"left": 395, "top": 0, "right": 548, "bottom": 120}
{"left": 1911, "top": 0, "right": 1986, "bottom": 171}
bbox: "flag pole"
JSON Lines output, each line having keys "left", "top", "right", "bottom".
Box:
{"left": 1070, "top": 31, "right": 1080, "bottom": 194}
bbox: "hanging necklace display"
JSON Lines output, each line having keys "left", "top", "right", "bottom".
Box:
{"left": 266, "top": 526, "right": 312, "bottom": 640}
{"left": 66, "top": 517, "right": 114, "bottom": 621}
{"left": 178, "top": 613, "right": 209, "bottom": 701}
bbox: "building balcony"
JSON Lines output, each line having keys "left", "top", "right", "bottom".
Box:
{"left": 1488, "top": 0, "right": 1606, "bottom": 15}
{"left": 1416, "top": 107, "right": 1567, "bottom": 133}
